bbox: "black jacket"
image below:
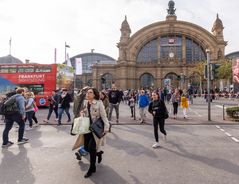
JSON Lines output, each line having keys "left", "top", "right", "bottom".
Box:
{"left": 148, "top": 99, "right": 167, "bottom": 118}
{"left": 108, "top": 90, "right": 121, "bottom": 104}
{"left": 59, "top": 93, "right": 72, "bottom": 108}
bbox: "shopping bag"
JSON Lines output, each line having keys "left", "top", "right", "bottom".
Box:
{"left": 72, "top": 116, "right": 90, "bottom": 135}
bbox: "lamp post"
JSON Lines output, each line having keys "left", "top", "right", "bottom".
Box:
{"left": 206, "top": 49, "right": 211, "bottom": 121}
{"left": 180, "top": 72, "right": 183, "bottom": 89}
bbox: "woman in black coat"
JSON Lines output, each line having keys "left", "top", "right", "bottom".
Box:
{"left": 148, "top": 91, "right": 167, "bottom": 148}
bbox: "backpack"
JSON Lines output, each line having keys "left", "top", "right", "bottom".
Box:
{"left": 0, "top": 98, "right": 7, "bottom": 115}
{"left": 0, "top": 95, "right": 19, "bottom": 115}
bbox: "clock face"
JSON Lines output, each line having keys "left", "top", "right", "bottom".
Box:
{"left": 169, "top": 52, "right": 174, "bottom": 58}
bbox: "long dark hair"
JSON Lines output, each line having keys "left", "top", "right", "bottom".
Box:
{"left": 88, "top": 87, "right": 100, "bottom": 100}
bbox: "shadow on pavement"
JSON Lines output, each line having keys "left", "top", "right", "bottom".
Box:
{"left": 0, "top": 146, "right": 35, "bottom": 184}
{"left": 163, "top": 141, "right": 239, "bottom": 176}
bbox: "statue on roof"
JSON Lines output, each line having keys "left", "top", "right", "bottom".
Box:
{"left": 167, "top": 0, "right": 176, "bottom": 15}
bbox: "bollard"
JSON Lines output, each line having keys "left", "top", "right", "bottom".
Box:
{"left": 223, "top": 104, "right": 225, "bottom": 120}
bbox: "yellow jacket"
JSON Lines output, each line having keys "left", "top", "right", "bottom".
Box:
{"left": 181, "top": 96, "right": 189, "bottom": 108}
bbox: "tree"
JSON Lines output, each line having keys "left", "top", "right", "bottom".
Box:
{"left": 190, "top": 61, "right": 206, "bottom": 94}
{"left": 216, "top": 59, "right": 232, "bottom": 80}
{"left": 216, "top": 59, "right": 232, "bottom": 91}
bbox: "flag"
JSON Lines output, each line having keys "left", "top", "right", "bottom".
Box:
{"left": 75, "top": 58, "right": 83, "bottom": 75}
{"left": 66, "top": 53, "right": 72, "bottom": 67}
{"left": 65, "top": 42, "right": 70, "bottom": 48}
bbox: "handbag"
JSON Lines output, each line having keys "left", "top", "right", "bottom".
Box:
{"left": 89, "top": 117, "right": 105, "bottom": 139}
{"left": 71, "top": 116, "right": 90, "bottom": 135}
{"left": 34, "top": 107, "right": 39, "bottom": 112}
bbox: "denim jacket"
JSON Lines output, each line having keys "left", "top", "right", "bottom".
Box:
{"left": 15, "top": 94, "right": 26, "bottom": 117}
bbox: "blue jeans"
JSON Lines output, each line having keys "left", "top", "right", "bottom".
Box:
{"left": 47, "top": 105, "right": 58, "bottom": 120}
{"left": 26, "top": 111, "right": 34, "bottom": 127}
{"left": 58, "top": 107, "right": 71, "bottom": 124}
{"left": 2, "top": 113, "right": 25, "bottom": 144}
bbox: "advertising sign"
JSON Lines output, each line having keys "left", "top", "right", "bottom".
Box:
{"left": 232, "top": 58, "right": 239, "bottom": 93}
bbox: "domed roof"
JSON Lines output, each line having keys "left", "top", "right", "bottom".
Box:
{"left": 0, "top": 55, "right": 23, "bottom": 64}
{"left": 225, "top": 51, "right": 239, "bottom": 60}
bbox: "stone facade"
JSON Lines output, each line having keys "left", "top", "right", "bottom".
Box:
{"left": 92, "top": 5, "right": 227, "bottom": 90}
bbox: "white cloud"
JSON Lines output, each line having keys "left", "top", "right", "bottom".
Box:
{"left": 0, "top": 0, "right": 238, "bottom": 64}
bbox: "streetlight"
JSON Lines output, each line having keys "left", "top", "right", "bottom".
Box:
{"left": 206, "top": 49, "right": 211, "bottom": 121}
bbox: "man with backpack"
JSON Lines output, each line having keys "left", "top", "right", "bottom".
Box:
{"left": 2, "top": 88, "right": 29, "bottom": 147}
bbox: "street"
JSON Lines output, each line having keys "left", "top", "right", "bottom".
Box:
{"left": 0, "top": 97, "right": 239, "bottom": 184}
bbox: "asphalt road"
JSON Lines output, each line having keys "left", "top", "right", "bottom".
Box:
{"left": 0, "top": 97, "right": 239, "bottom": 184}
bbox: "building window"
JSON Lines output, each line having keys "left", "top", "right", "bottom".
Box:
{"left": 87, "top": 79, "right": 93, "bottom": 87}
{"left": 160, "top": 35, "right": 182, "bottom": 61}
{"left": 136, "top": 39, "right": 157, "bottom": 62}
{"left": 186, "top": 38, "right": 206, "bottom": 63}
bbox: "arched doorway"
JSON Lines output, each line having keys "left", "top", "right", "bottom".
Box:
{"left": 140, "top": 73, "right": 154, "bottom": 89}
{"left": 101, "top": 73, "right": 113, "bottom": 89}
{"left": 87, "top": 79, "right": 93, "bottom": 87}
{"left": 164, "top": 73, "right": 179, "bottom": 88}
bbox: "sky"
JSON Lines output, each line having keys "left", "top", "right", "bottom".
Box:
{"left": 0, "top": 0, "right": 238, "bottom": 64}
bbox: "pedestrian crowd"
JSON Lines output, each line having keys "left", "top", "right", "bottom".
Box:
{"left": 1, "top": 84, "right": 200, "bottom": 179}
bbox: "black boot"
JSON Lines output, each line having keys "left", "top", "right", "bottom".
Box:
{"left": 84, "top": 166, "right": 96, "bottom": 178}
{"left": 75, "top": 152, "right": 81, "bottom": 160}
{"left": 96, "top": 151, "right": 104, "bottom": 163}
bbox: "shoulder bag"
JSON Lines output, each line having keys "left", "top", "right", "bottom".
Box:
{"left": 89, "top": 117, "right": 105, "bottom": 139}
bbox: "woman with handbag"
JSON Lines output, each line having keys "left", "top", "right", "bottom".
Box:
{"left": 81, "top": 87, "right": 110, "bottom": 178}
{"left": 148, "top": 91, "right": 167, "bottom": 148}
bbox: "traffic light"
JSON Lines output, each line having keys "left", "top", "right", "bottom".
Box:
{"left": 204, "top": 64, "right": 218, "bottom": 80}
{"left": 204, "top": 64, "right": 208, "bottom": 79}
{"left": 210, "top": 64, "right": 215, "bottom": 80}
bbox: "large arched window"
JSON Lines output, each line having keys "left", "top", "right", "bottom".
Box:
{"left": 160, "top": 35, "right": 182, "bottom": 61}
{"left": 136, "top": 39, "right": 157, "bottom": 62}
{"left": 140, "top": 73, "right": 154, "bottom": 88}
{"left": 186, "top": 38, "right": 206, "bottom": 63}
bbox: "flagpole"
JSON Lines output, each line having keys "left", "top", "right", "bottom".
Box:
{"left": 64, "top": 42, "right": 66, "bottom": 62}
{"left": 54, "top": 48, "right": 57, "bottom": 63}
{"left": 9, "top": 38, "right": 12, "bottom": 55}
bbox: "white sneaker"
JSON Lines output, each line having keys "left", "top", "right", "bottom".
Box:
{"left": 152, "top": 142, "right": 160, "bottom": 148}
{"left": 34, "top": 124, "right": 39, "bottom": 127}
{"left": 25, "top": 126, "right": 33, "bottom": 131}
